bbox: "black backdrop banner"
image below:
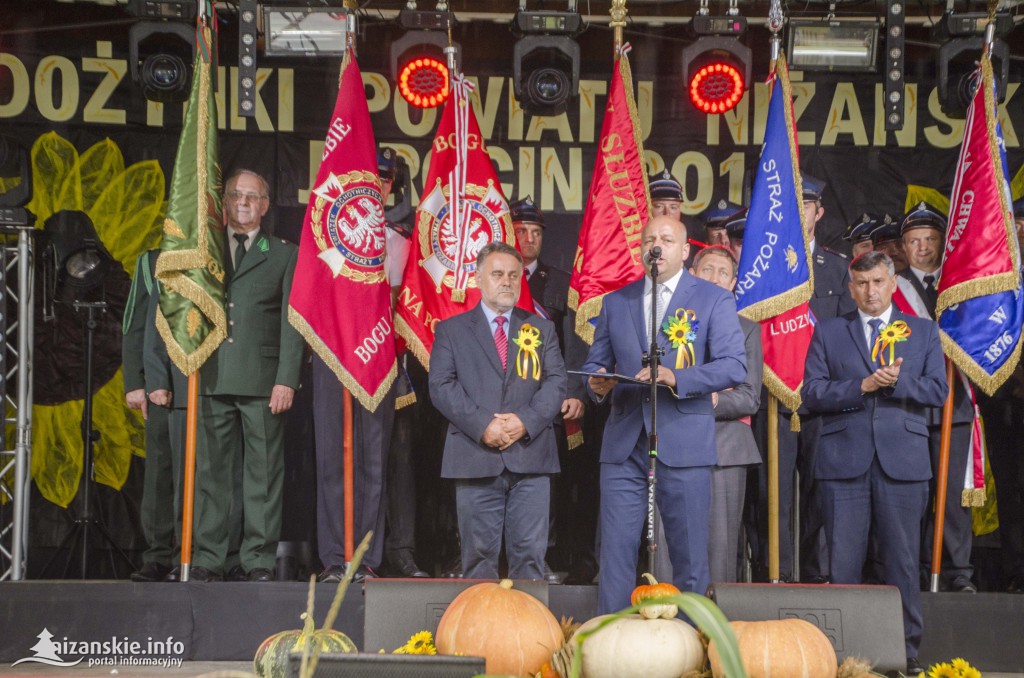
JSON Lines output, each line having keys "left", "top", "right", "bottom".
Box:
{"left": 2, "top": 3, "right": 1023, "bottom": 272}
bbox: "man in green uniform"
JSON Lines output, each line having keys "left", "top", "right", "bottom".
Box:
{"left": 190, "top": 169, "right": 304, "bottom": 582}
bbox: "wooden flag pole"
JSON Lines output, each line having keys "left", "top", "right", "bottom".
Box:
{"left": 179, "top": 371, "right": 200, "bottom": 582}
{"left": 768, "top": 394, "right": 781, "bottom": 582}
{"left": 930, "top": 358, "right": 956, "bottom": 592}
{"left": 343, "top": 387, "right": 355, "bottom": 564}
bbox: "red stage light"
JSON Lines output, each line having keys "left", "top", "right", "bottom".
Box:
{"left": 398, "top": 56, "right": 450, "bottom": 109}
{"left": 688, "top": 61, "right": 745, "bottom": 114}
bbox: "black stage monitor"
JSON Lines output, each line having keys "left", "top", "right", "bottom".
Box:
{"left": 287, "top": 652, "right": 486, "bottom": 677}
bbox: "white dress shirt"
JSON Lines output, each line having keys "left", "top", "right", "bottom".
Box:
{"left": 643, "top": 268, "right": 683, "bottom": 343}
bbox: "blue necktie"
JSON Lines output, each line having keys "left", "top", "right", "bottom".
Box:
{"left": 868, "top": 318, "right": 883, "bottom": 361}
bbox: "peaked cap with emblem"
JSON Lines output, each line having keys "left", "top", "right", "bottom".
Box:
{"left": 724, "top": 207, "right": 748, "bottom": 239}
{"left": 377, "top": 146, "right": 398, "bottom": 181}
{"left": 870, "top": 214, "right": 901, "bottom": 244}
{"left": 649, "top": 169, "right": 683, "bottom": 202}
{"left": 900, "top": 202, "right": 947, "bottom": 235}
{"left": 704, "top": 199, "right": 742, "bottom": 230}
{"left": 510, "top": 196, "right": 545, "bottom": 227}
{"left": 801, "top": 173, "right": 825, "bottom": 202}
{"left": 844, "top": 213, "right": 881, "bottom": 243}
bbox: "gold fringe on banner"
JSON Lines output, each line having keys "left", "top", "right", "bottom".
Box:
{"left": 395, "top": 392, "right": 418, "bottom": 410}
{"left": 737, "top": 53, "right": 814, "bottom": 324}
{"left": 567, "top": 430, "right": 585, "bottom": 450}
{"left": 761, "top": 362, "right": 803, "bottom": 432}
{"left": 395, "top": 315, "right": 433, "bottom": 372}
{"left": 620, "top": 54, "right": 652, "bottom": 218}
{"left": 935, "top": 56, "right": 1020, "bottom": 317}
{"left": 939, "top": 329, "right": 1023, "bottom": 397}
{"left": 962, "top": 487, "right": 987, "bottom": 508}
{"left": 288, "top": 308, "right": 398, "bottom": 413}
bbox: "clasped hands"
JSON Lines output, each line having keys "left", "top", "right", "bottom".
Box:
{"left": 482, "top": 413, "right": 526, "bottom": 451}
{"left": 862, "top": 357, "right": 902, "bottom": 393}
{"left": 588, "top": 365, "right": 677, "bottom": 398}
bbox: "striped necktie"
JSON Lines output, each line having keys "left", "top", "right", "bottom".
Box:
{"left": 494, "top": 316, "right": 508, "bottom": 370}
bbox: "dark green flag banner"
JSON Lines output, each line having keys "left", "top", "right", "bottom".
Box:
{"left": 155, "top": 16, "right": 228, "bottom": 375}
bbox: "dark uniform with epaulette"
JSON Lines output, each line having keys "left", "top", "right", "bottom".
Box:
{"left": 898, "top": 203, "right": 977, "bottom": 591}
{"left": 749, "top": 175, "right": 856, "bottom": 582}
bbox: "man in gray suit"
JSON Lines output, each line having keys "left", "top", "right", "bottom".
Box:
{"left": 429, "top": 242, "right": 567, "bottom": 580}
{"left": 690, "top": 246, "right": 763, "bottom": 583}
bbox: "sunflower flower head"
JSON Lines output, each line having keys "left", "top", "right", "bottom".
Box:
{"left": 927, "top": 662, "right": 957, "bottom": 678}
{"left": 394, "top": 630, "right": 437, "bottom": 655}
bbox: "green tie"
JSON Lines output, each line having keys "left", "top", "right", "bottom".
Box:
{"left": 233, "top": 233, "right": 248, "bottom": 274}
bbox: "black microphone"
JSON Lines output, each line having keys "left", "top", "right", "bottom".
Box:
{"left": 645, "top": 246, "right": 662, "bottom": 264}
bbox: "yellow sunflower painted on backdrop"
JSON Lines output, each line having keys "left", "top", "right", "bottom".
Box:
{"left": 26, "top": 132, "right": 165, "bottom": 508}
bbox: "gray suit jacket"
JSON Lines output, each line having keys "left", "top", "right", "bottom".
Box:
{"left": 430, "top": 304, "right": 567, "bottom": 479}
{"left": 714, "top": 316, "right": 762, "bottom": 467}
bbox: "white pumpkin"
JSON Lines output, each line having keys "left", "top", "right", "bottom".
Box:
{"left": 573, "top": 613, "right": 704, "bottom": 678}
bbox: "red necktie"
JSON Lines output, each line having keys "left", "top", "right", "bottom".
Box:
{"left": 494, "top": 316, "right": 508, "bottom": 370}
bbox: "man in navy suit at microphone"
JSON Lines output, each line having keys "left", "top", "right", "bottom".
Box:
{"left": 584, "top": 215, "right": 747, "bottom": 613}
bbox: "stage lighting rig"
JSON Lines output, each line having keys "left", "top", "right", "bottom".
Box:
{"left": 512, "top": 1, "right": 583, "bottom": 117}
{"left": 127, "top": 0, "right": 196, "bottom": 103}
{"left": 43, "top": 211, "right": 113, "bottom": 306}
{"left": 933, "top": 11, "right": 1013, "bottom": 119}
{"left": 390, "top": 3, "right": 460, "bottom": 110}
{"left": 681, "top": 2, "right": 751, "bottom": 115}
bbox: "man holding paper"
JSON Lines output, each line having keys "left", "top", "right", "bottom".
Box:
{"left": 583, "top": 215, "right": 746, "bottom": 614}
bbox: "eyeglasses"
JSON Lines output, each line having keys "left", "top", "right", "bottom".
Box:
{"left": 226, "top": 191, "right": 267, "bottom": 202}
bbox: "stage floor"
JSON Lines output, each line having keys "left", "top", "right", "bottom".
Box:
{"left": 0, "top": 580, "right": 1021, "bottom": 674}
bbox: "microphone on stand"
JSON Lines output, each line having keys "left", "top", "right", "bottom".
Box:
{"left": 645, "top": 246, "right": 662, "bottom": 271}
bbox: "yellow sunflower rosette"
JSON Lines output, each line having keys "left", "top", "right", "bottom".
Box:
{"left": 512, "top": 323, "right": 543, "bottom": 380}
{"left": 871, "top": 319, "right": 911, "bottom": 366}
{"left": 662, "top": 309, "right": 699, "bottom": 369}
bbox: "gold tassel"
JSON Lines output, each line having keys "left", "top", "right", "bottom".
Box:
{"left": 790, "top": 412, "right": 801, "bottom": 433}
{"left": 962, "top": 487, "right": 987, "bottom": 508}
{"left": 566, "top": 431, "right": 585, "bottom": 450}
{"left": 395, "top": 392, "right": 417, "bottom": 410}
{"left": 452, "top": 288, "right": 466, "bottom": 303}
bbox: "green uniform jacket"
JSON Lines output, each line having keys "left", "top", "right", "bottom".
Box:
{"left": 200, "top": 231, "right": 303, "bottom": 397}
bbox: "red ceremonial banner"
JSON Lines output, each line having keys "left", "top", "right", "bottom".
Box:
{"left": 759, "top": 302, "right": 815, "bottom": 401}
{"left": 568, "top": 47, "right": 651, "bottom": 345}
{"left": 938, "top": 58, "right": 1020, "bottom": 310}
{"left": 288, "top": 48, "right": 397, "bottom": 412}
{"left": 396, "top": 75, "right": 534, "bottom": 368}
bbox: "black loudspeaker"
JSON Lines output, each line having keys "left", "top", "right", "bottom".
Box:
{"left": 363, "top": 579, "right": 549, "bottom": 654}
{"left": 707, "top": 583, "right": 906, "bottom": 674}
{"left": 287, "top": 652, "right": 486, "bottom": 677}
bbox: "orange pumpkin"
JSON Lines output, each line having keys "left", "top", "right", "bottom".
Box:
{"left": 436, "top": 579, "right": 563, "bottom": 677}
{"left": 630, "top": 573, "right": 681, "bottom": 619}
{"left": 708, "top": 618, "right": 838, "bottom": 678}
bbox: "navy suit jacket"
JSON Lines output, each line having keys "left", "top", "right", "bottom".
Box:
{"left": 430, "top": 304, "right": 566, "bottom": 479}
{"left": 582, "top": 271, "right": 747, "bottom": 468}
{"left": 801, "top": 308, "right": 949, "bottom": 482}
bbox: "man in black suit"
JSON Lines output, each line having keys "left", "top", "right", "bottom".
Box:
{"left": 898, "top": 203, "right": 977, "bottom": 593}
{"left": 512, "top": 196, "right": 591, "bottom": 584}
{"left": 429, "top": 241, "right": 566, "bottom": 579}
{"left": 802, "top": 250, "right": 948, "bottom": 676}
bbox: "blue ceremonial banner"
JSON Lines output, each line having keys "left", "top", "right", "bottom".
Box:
{"left": 734, "top": 56, "right": 815, "bottom": 413}
{"left": 937, "top": 55, "right": 1023, "bottom": 395}
{"left": 735, "top": 60, "right": 812, "bottom": 319}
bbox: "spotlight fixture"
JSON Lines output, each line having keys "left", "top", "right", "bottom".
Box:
{"left": 933, "top": 11, "right": 1013, "bottom": 119}
{"left": 43, "top": 211, "right": 113, "bottom": 304}
{"left": 682, "top": 10, "right": 750, "bottom": 115}
{"left": 127, "top": 0, "right": 196, "bottom": 105}
{"left": 884, "top": 0, "right": 905, "bottom": 130}
{"left": 263, "top": 6, "right": 348, "bottom": 56}
{"left": 788, "top": 19, "right": 879, "bottom": 72}
{"left": 512, "top": 2, "right": 583, "bottom": 117}
{"left": 390, "top": 5, "right": 460, "bottom": 110}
